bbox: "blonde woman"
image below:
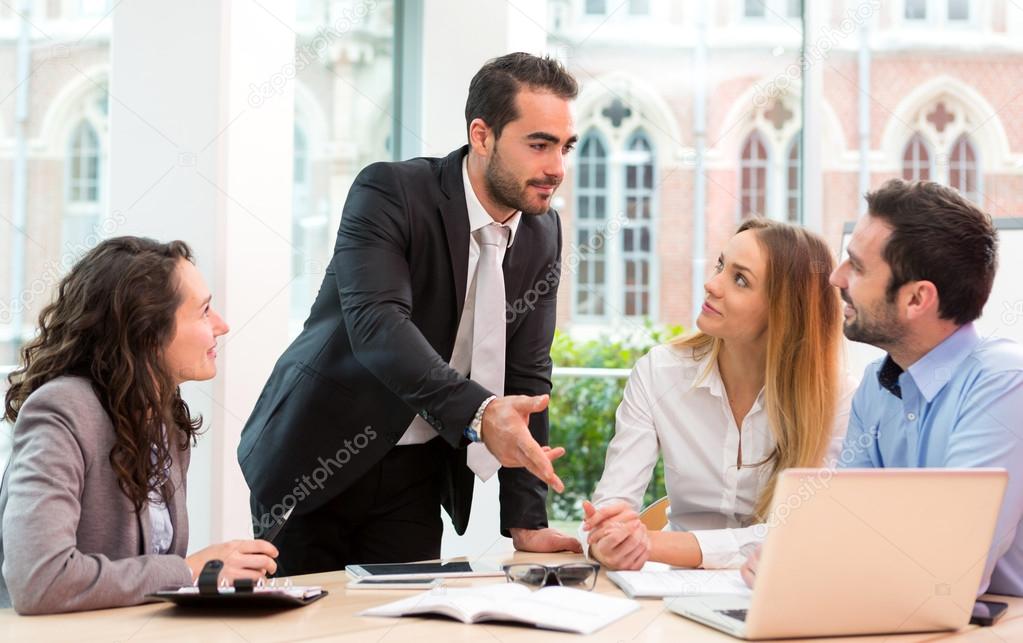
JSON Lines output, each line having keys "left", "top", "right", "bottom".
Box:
{"left": 582, "top": 218, "right": 854, "bottom": 570}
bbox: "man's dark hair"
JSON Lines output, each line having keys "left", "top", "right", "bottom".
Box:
{"left": 464, "top": 52, "right": 578, "bottom": 141}
{"left": 865, "top": 179, "right": 998, "bottom": 325}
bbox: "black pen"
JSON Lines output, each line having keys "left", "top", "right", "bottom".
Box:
{"left": 263, "top": 506, "right": 294, "bottom": 545}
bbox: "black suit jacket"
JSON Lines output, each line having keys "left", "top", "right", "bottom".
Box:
{"left": 237, "top": 146, "right": 562, "bottom": 536}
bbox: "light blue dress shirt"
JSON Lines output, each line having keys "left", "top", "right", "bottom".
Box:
{"left": 841, "top": 323, "right": 1023, "bottom": 597}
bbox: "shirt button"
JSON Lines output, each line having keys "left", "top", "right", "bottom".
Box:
{"left": 907, "top": 412, "right": 917, "bottom": 421}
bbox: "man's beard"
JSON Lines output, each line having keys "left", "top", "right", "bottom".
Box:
{"left": 841, "top": 289, "right": 905, "bottom": 347}
{"left": 484, "top": 144, "right": 560, "bottom": 216}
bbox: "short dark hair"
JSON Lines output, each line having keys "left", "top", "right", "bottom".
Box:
{"left": 865, "top": 179, "right": 998, "bottom": 325}
{"left": 464, "top": 52, "right": 578, "bottom": 141}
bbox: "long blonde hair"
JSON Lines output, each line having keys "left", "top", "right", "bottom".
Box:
{"left": 671, "top": 218, "right": 842, "bottom": 520}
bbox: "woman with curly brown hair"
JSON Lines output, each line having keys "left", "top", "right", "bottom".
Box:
{"left": 0, "top": 237, "right": 277, "bottom": 614}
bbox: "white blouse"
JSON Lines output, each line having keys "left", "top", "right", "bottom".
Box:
{"left": 591, "top": 343, "right": 855, "bottom": 569}
{"left": 147, "top": 438, "right": 174, "bottom": 555}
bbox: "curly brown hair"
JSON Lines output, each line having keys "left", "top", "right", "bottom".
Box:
{"left": 3, "top": 236, "right": 203, "bottom": 512}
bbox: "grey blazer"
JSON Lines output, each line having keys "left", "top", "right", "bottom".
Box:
{"left": 0, "top": 376, "right": 193, "bottom": 614}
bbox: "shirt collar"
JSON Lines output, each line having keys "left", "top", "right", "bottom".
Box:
{"left": 462, "top": 156, "right": 520, "bottom": 246}
{"left": 688, "top": 345, "right": 728, "bottom": 399}
{"left": 906, "top": 323, "right": 981, "bottom": 402}
{"left": 876, "top": 356, "right": 904, "bottom": 399}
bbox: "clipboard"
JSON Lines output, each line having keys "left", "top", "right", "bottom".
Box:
{"left": 146, "top": 559, "right": 328, "bottom": 609}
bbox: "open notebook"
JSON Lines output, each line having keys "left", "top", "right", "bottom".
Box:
{"left": 360, "top": 583, "right": 639, "bottom": 635}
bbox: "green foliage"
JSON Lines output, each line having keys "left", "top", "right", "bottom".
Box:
{"left": 546, "top": 321, "right": 685, "bottom": 521}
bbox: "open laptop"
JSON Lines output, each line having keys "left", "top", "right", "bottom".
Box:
{"left": 666, "top": 468, "right": 1007, "bottom": 639}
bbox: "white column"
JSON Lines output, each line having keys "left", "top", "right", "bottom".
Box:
{"left": 109, "top": 0, "right": 296, "bottom": 548}
{"left": 801, "top": 0, "right": 824, "bottom": 232}
{"left": 417, "top": 0, "right": 551, "bottom": 559}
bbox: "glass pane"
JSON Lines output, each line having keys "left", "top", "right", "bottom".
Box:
{"left": 744, "top": 0, "right": 766, "bottom": 18}
{"left": 948, "top": 0, "right": 968, "bottom": 21}
{"left": 585, "top": 0, "right": 607, "bottom": 15}
{"left": 905, "top": 0, "right": 927, "bottom": 20}
{"left": 547, "top": 0, "right": 804, "bottom": 522}
{"left": 289, "top": 1, "right": 395, "bottom": 338}
{"left": 629, "top": 0, "right": 650, "bottom": 15}
{"left": 0, "top": 32, "right": 115, "bottom": 358}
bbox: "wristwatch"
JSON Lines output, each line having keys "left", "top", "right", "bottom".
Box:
{"left": 464, "top": 395, "right": 497, "bottom": 443}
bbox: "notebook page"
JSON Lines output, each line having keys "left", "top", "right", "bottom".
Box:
{"left": 360, "top": 583, "right": 529, "bottom": 622}
{"left": 491, "top": 586, "right": 640, "bottom": 635}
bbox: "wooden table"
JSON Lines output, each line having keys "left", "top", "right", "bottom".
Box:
{"left": 2, "top": 550, "right": 1020, "bottom": 642}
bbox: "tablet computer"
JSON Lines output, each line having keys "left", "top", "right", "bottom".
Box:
{"left": 345, "top": 561, "right": 504, "bottom": 580}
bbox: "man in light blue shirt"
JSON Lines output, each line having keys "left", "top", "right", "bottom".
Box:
{"left": 832, "top": 179, "right": 1023, "bottom": 597}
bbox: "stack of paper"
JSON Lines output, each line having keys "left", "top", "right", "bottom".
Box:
{"left": 607, "top": 569, "right": 752, "bottom": 599}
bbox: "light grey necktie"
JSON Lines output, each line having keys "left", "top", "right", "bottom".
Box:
{"left": 466, "top": 222, "right": 510, "bottom": 480}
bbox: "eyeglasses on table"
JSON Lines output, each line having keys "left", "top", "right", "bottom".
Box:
{"left": 501, "top": 562, "right": 600, "bottom": 590}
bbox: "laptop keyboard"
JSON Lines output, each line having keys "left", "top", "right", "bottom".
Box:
{"left": 717, "top": 609, "right": 748, "bottom": 622}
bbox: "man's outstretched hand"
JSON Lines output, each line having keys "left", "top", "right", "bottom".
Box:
{"left": 480, "top": 394, "right": 566, "bottom": 492}
{"left": 510, "top": 527, "right": 582, "bottom": 553}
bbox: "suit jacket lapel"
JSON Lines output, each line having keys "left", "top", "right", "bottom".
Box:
{"left": 503, "top": 221, "right": 529, "bottom": 313}
{"left": 438, "top": 146, "right": 471, "bottom": 323}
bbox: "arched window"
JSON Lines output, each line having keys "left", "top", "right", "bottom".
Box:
{"left": 574, "top": 130, "right": 609, "bottom": 318}
{"left": 63, "top": 120, "right": 102, "bottom": 252}
{"left": 902, "top": 133, "right": 932, "bottom": 182}
{"left": 785, "top": 135, "right": 801, "bottom": 223}
{"left": 949, "top": 134, "right": 979, "bottom": 203}
{"left": 623, "top": 131, "right": 654, "bottom": 317}
{"left": 740, "top": 131, "right": 768, "bottom": 219}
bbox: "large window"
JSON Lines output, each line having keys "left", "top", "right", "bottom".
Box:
{"left": 571, "top": 127, "right": 657, "bottom": 323}
{"left": 743, "top": 0, "right": 802, "bottom": 20}
{"left": 622, "top": 131, "right": 655, "bottom": 318}
{"left": 573, "top": 131, "right": 609, "bottom": 319}
{"left": 949, "top": 134, "right": 979, "bottom": 203}
{"left": 904, "top": 0, "right": 972, "bottom": 25}
{"left": 288, "top": 1, "right": 396, "bottom": 335}
{"left": 785, "top": 136, "right": 802, "bottom": 223}
{"left": 902, "top": 133, "right": 933, "bottom": 182}
{"left": 740, "top": 131, "right": 769, "bottom": 219}
{"left": 0, "top": 6, "right": 112, "bottom": 365}
{"left": 63, "top": 120, "right": 103, "bottom": 254}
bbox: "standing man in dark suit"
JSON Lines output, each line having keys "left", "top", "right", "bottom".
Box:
{"left": 238, "top": 53, "right": 582, "bottom": 575}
